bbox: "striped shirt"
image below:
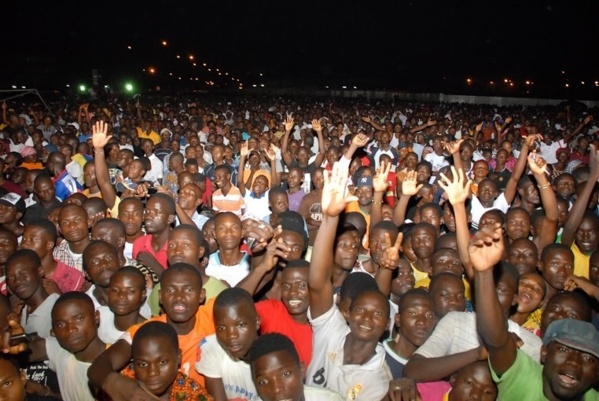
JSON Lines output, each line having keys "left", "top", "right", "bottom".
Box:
{"left": 212, "top": 185, "right": 245, "bottom": 216}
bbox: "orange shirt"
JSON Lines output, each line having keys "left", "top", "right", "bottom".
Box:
{"left": 124, "top": 298, "right": 215, "bottom": 385}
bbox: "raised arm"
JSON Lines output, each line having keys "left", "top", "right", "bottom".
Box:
{"left": 362, "top": 115, "right": 386, "bottom": 132}
{"left": 236, "top": 235, "right": 289, "bottom": 295}
{"left": 504, "top": 134, "right": 539, "bottom": 204}
{"left": 280, "top": 116, "right": 294, "bottom": 167}
{"left": 309, "top": 162, "right": 357, "bottom": 319}
{"left": 444, "top": 139, "right": 464, "bottom": 172}
{"left": 237, "top": 143, "right": 249, "bottom": 196}
{"left": 266, "top": 145, "right": 280, "bottom": 188}
{"left": 91, "top": 121, "right": 117, "bottom": 208}
{"left": 470, "top": 224, "right": 516, "bottom": 376}
{"left": 370, "top": 161, "right": 391, "bottom": 228}
{"left": 437, "top": 166, "right": 474, "bottom": 280}
{"left": 374, "top": 232, "right": 403, "bottom": 296}
{"left": 311, "top": 119, "right": 326, "bottom": 167}
{"left": 562, "top": 144, "right": 599, "bottom": 246}
{"left": 343, "top": 132, "right": 369, "bottom": 161}
{"left": 392, "top": 170, "right": 422, "bottom": 226}
{"left": 527, "top": 154, "right": 558, "bottom": 254}
{"left": 409, "top": 119, "right": 436, "bottom": 134}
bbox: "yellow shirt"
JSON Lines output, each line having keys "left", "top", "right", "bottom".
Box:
{"left": 410, "top": 262, "right": 430, "bottom": 283}
{"left": 571, "top": 242, "right": 590, "bottom": 279}
{"left": 136, "top": 127, "right": 161, "bottom": 145}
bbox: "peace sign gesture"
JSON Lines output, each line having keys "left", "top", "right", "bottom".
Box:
{"left": 321, "top": 162, "right": 357, "bottom": 218}
{"left": 378, "top": 232, "right": 404, "bottom": 270}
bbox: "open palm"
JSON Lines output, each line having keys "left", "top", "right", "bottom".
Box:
{"left": 321, "top": 163, "right": 357, "bottom": 217}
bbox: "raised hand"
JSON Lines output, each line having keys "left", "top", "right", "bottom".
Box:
{"left": 583, "top": 115, "right": 593, "bottom": 125}
{"left": 524, "top": 133, "right": 544, "bottom": 148}
{"left": 438, "top": 166, "right": 470, "bottom": 205}
{"left": 401, "top": 170, "right": 423, "bottom": 196}
{"left": 443, "top": 138, "right": 464, "bottom": 155}
{"left": 262, "top": 237, "right": 291, "bottom": 269}
{"left": 311, "top": 119, "right": 322, "bottom": 132}
{"left": 352, "top": 133, "right": 369, "bottom": 148}
{"left": 1, "top": 314, "right": 27, "bottom": 354}
{"left": 427, "top": 119, "right": 437, "bottom": 127}
{"left": 467, "top": 224, "right": 504, "bottom": 272}
{"left": 1, "top": 102, "right": 6, "bottom": 111}
{"left": 475, "top": 122, "right": 483, "bottom": 132}
{"left": 92, "top": 121, "right": 112, "bottom": 150}
{"left": 361, "top": 116, "right": 372, "bottom": 123}
{"left": 266, "top": 145, "right": 276, "bottom": 161}
{"left": 527, "top": 153, "right": 548, "bottom": 176}
{"left": 373, "top": 161, "right": 391, "bottom": 193}
{"left": 284, "top": 116, "right": 294, "bottom": 132}
{"left": 590, "top": 144, "right": 599, "bottom": 179}
{"left": 240, "top": 141, "right": 249, "bottom": 158}
{"left": 321, "top": 162, "right": 357, "bottom": 217}
{"left": 378, "top": 232, "right": 403, "bottom": 270}
{"left": 505, "top": 116, "right": 512, "bottom": 124}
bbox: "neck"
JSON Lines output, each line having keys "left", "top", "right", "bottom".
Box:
{"left": 510, "top": 311, "right": 530, "bottom": 326}
{"left": 391, "top": 334, "right": 418, "bottom": 360}
{"left": 519, "top": 199, "right": 537, "bottom": 214}
{"left": 26, "top": 287, "right": 49, "bottom": 311}
{"left": 182, "top": 207, "right": 196, "bottom": 218}
{"left": 40, "top": 256, "right": 58, "bottom": 277}
{"left": 288, "top": 186, "right": 301, "bottom": 194}
{"left": 87, "top": 185, "right": 100, "bottom": 194}
{"left": 114, "top": 311, "right": 145, "bottom": 332}
{"left": 414, "top": 257, "right": 432, "bottom": 273}
{"left": 167, "top": 314, "right": 197, "bottom": 336}
{"left": 67, "top": 237, "right": 90, "bottom": 254}
{"left": 343, "top": 333, "right": 378, "bottom": 365}
{"left": 93, "top": 286, "right": 109, "bottom": 306}
{"left": 118, "top": 251, "right": 127, "bottom": 267}
{"left": 126, "top": 231, "right": 143, "bottom": 244}
{"left": 151, "top": 229, "right": 171, "bottom": 251}
{"left": 219, "top": 248, "right": 243, "bottom": 265}
{"left": 75, "top": 337, "right": 106, "bottom": 363}
{"left": 332, "top": 265, "right": 350, "bottom": 288}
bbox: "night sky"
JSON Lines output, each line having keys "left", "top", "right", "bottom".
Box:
{"left": 2, "top": 1, "right": 599, "bottom": 98}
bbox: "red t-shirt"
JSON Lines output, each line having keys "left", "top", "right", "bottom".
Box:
{"left": 51, "top": 261, "right": 85, "bottom": 293}
{"left": 385, "top": 171, "right": 397, "bottom": 207}
{"left": 132, "top": 234, "right": 169, "bottom": 270}
{"left": 255, "top": 299, "right": 313, "bottom": 366}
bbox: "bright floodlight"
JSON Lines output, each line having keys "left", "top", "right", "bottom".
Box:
{"left": 125, "top": 83, "right": 134, "bottom": 92}
{"left": 79, "top": 85, "right": 86, "bottom": 92}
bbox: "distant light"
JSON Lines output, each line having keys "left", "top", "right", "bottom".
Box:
{"left": 260, "top": 73, "right": 263, "bottom": 77}
{"left": 595, "top": 81, "right": 599, "bottom": 87}
{"left": 127, "top": 46, "right": 132, "bottom": 50}
{"left": 162, "top": 40, "right": 167, "bottom": 46}
{"left": 232, "top": 77, "right": 235, "bottom": 81}
{"left": 79, "top": 85, "right": 86, "bottom": 92}
{"left": 195, "top": 78, "right": 199, "bottom": 81}
{"left": 208, "top": 69, "right": 211, "bottom": 72}
{"left": 11, "top": 85, "right": 16, "bottom": 89}
{"left": 253, "top": 84, "right": 257, "bottom": 88}
{"left": 225, "top": 72, "right": 228, "bottom": 76}
{"left": 178, "top": 77, "right": 182, "bottom": 80}
{"left": 66, "top": 84, "right": 70, "bottom": 88}
{"left": 561, "top": 70, "right": 565, "bottom": 74}
{"left": 353, "top": 86, "right": 357, "bottom": 89}
{"left": 581, "top": 81, "right": 585, "bottom": 85}
{"left": 504, "top": 79, "right": 508, "bottom": 83}
{"left": 525, "top": 81, "right": 530, "bottom": 85}
{"left": 203, "top": 63, "right": 207, "bottom": 67}
{"left": 189, "top": 55, "right": 194, "bottom": 60}
{"left": 342, "top": 86, "right": 347, "bottom": 89}
{"left": 193, "top": 63, "right": 197, "bottom": 66}
{"left": 565, "top": 83, "right": 569, "bottom": 87}
{"left": 176, "top": 55, "right": 181, "bottom": 59}
{"left": 216, "top": 69, "right": 220, "bottom": 72}
{"left": 218, "top": 72, "right": 222, "bottom": 76}
{"left": 489, "top": 81, "right": 494, "bottom": 85}
{"left": 325, "top": 86, "right": 329, "bottom": 89}
{"left": 239, "top": 87, "right": 243, "bottom": 90}
{"left": 509, "top": 82, "right": 514, "bottom": 87}
{"left": 260, "top": 84, "right": 265, "bottom": 87}
{"left": 148, "top": 67, "right": 156, "bottom": 74}
{"left": 124, "top": 83, "right": 134, "bottom": 92}
{"left": 169, "top": 72, "right": 173, "bottom": 76}
{"left": 104, "top": 85, "right": 109, "bottom": 89}
{"left": 466, "top": 78, "right": 472, "bottom": 84}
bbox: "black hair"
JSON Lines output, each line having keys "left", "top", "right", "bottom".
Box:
{"left": 184, "top": 158, "right": 198, "bottom": 168}
{"left": 52, "top": 292, "right": 95, "bottom": 322}
{"left": 285, "top": 259, "right": 310, "bottom": 270}
{"left": 429, "top": 272, "right": 463, "bottom": 294}
{"left": 278, "top": 211, "right": 309, "bottom": 251}
{"left": 132, "top": 321, "right": 178, "bottom": 354}
{"left": 530, "top": 209, "right": 546, "bottom": 228}
{"left": 111, "top": 265, "right": 146, "bottom": 289}
{"left": 6, "top": 249, "right": 41, "bottom": 270}
{"left": 546, "top": 290, "right": 593, "bottom": 322}
{"left": 269, "top": 186, "right": 287, "bottom": 199}
{"left": 412, "top": 221, "right": 437, "bottom": 235}
{"left": 553, "top": 172, "right": 575, "bottom": 185}
{"left": 339, "top": 272, "right": 378, "bottom": 302}
{"left": 214, "top": 164, "right": 231, "bottom": 174}
{"left": 33, "top": 171, "right": 52, "bottom": 186}
{"left": 416, "top": 160, "right": 432, "bottom": 172}
{"left": 397, "top": 288, "right": 432, "bottom": 313}
{"left": 171, "top": 223, "right": 204, "bottom": 245}
{"left": 506, "top": 206, "right": 530, "bottom": 219}
{"left": 148, "top": 193, "right": 176, "bottom": 216}
{"left": 94, "top": 217, "right": 126, "bottom": 238}
{"left": 162, "top": 263, "right": 203, "bottom": 288}
{"left": 370, "top": 220, "right": 399, "bottom": 237}
{"left": 170, "top": 152, "right": 184, "bottom": 164}
{"left": 541, "top": 243, "right": 574, "bottom": 262}
{"left": 493, "top": 261, "right": 519, "bottom": 287}
{"left": 119, "top": 196, "right": 143, "bottom": 211}
{"left": 82, "top": 197, "right": 108, "bottom": 214}
{"left": 0, "top": 227, "right": 18, "bottom": 246}
{"left": 248, "top": 333, "right": 300, "bottom": 366}
{"left": 214, "top": 288, "right": 255, "bottom": 312}
{"left": 572, "top": 166, "right": 590, "bottom": 183}
{"left": 82, "top": 240, "right": 118, "bottom": 272}
{"left": 419, "top": 202, "right": 443, "bottom": 216}
{"left": 399, "top": 223, "right": 415, "bottom": 245}
{"left": 435, "top": 232, "right": 457, "bottom": 251}
{"left": 581, "top": 209, "right": 599, "bottom": 226}
{"left": 340, "top": 212, "right": 367, "bottom": 238}
{"left": 479, "top": 209, "right": 506, "bottom": 226}
{"left": 349, "top": 289, "right": 390, "bottom": 316}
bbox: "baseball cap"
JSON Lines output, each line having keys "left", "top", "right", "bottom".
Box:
{"left": 356, "top": 176, "right": 373, "bottom": 188}
{"left": 0, "top": 193, "right": 26, "bottom": 215}
{"left": 543, "top": 318, "right": 599, "bottom": 359}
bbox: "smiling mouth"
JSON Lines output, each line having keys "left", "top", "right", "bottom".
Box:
{"left": 287, "top": 299, "right": 303, "bottom": 307}
{"left": 558, "top": 372, "right": 580, "bottom": 387}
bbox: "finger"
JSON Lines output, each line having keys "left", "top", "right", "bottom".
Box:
{"left": 345, "top": 195, "right": 359, "bottom": 203}
{"left": 415, "top": 184, "right": 423, "bottom": 193}
{"left": 394, "top": 232, "right": 404, "bottom": 249}
{"left": 384, "top": 232, "right": 392, "bottom": 249}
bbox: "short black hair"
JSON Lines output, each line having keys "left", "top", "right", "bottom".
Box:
{"left": 493, "top": 261, "right": 519, "bottom": 288}
{"left": 52, "top": 292, "right": 95, "bottom": 322}
{"left": 397, "top": 288, "right": 432, "bottom": 313}
{"left": 278, "top": 211, "right": 308, "bottom": 251}
{"left": 419, "top": 202, "right": 443, "bottom": 216}
{"left": 119, "top": 196, "right": 143, "bottom": 212}
{"left": 6, "top": 249, "right": 41, "bottom": 270}
{"left": 248, "top": 333, "right": 299, "bottom": 366}
{"left": 111, "top": 265, "right": 146, "bottom": 289}
{"left": 269, "top": 186, "right": 287, "bottom": 199}
{"left": 546, "top": 290, "right": 592, "bottom": 322}
{"left": 214, "top": 288, "right": 255, "bottom": 311}
{"left": 82, "top": 197, "right": 108, "bottom": 214}
{"left": 148, "top": 193, "right": 176, "bottom": 216}
{"left": 339, "top": 272, "right": 378, "bottom": 302}
{"left": 285, "top": 259, "right": 310, "bottom": 270}
{"left": 214, "top": 164, "right": 231, "bottom": 175}
{"left": 24, "top": 219, "right": 58, "bottom": 244}
{"left": 430, "top": 272, "right": 463, "bottom": 295}
{"left": 541, "top": 243, "right": 573, "bottom": 262}
{"left": 94, "top": 218, "right": 126, "bottom": 238}
{"left": 82, "top": 240, "right": 118, "bottom": 272}
{"left": 132, "top": 321, "right": 178, "bottom": 354}
{"left": 162, "top": 263, "right": 203, "bottom": 288}
{"left": 171, "top": 224, "right": 204, "bottom": 245}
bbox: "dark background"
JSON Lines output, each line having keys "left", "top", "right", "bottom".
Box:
{"left": 2, "top": 0, "right": 598, "bottom": 99}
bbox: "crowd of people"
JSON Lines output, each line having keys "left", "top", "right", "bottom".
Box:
{"left": 0, "top": 93, "right": 598, "bottom": 401}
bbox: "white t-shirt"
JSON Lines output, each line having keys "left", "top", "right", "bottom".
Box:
{"left": 306, "top": 306, "right": 392, "bottom": 401}
{"left": 124, "top": 241, "right": 134, "bottom": 260}
{"left": 424, "top": 152, "right": 449, "bottom": 172}
{"left": 304, "top": 385, "right": 344, "bottom": 401}
{"left": 539, "top": 139, "right": 567, "bottom": 165}
{"left": 470, "top": 192, "right": 510, "bottom": 229}
{"left": 66, "top": 160, "right": 83, "bottom": 185}
{"left": 414, "top": 311, "right": 542, "bottom": 362}
{"left": 21, "top": 293, "right": 59, "bottom": 339}
{"left": 243, "top": 190, "right": 271, "bottom": 220}
{"left": 206, "top": 251, "right": 250, "bottom": 287}
{"left": 195, "top": 334, "right": 260, "bottom": 401}
{"left": 46, "top": 337, "right": 96, "bottom": 401}
{"left": 86, "top": 285, "right": 153, "bottom": 319}
{"left": 96, "top": 306, "right": 124, "bottom": 345}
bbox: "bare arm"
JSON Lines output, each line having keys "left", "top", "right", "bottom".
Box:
{"left": 504, "top": 134, "right": 538, "bottom": 204}
{"left": 392, "top": 170, "right": 422, "bottom": 226}
{"left": 404, "top": 349, "right": 483, "bottom": 382}
{"left": 91, "top": 121, "right": 117, "bottom": 208}
{"left": 528, "top": 154, "right": 558, "bottom": 254}
{"left": 280, "top": 117, "right": 294, "bottom": 167}
{"left": 370, "top": 162, "right": 391, "bottom": 228}
{"left": 312, "top": 119, "right": 326, "bottom": 167}
{"left": 237, "top": 145, "right": 248, "bottom": 196}
{"left": 205, "top": 377, "right": 228, "bottom": 401}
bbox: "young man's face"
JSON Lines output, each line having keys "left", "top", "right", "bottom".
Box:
{"left": 555, "top": 176, "right": 576, "bottom": 199}
{"left": 269, "top": 194, "right": 289, "bottom": 215}
{"left": 252, "top": 350, "right": 305, "bottom": 401}
{"left": 59, "top": 205, "right": 91, "bottom": 243}
{"left": 214, "top": 214, "right": 242, "bottom": 250}
{"left": 6, "top": 257, "right": 42, "bottom": 301}
{"left": 51, "top": 300, "right": 99, "bottom": 354}
{"left": 213, "top": 169, "right": 230, "bottom": 189}
{"left": 540, "top": 295, "right": 589, "bottom": 336}
{"left": 214, "top": 302, "right": 260, "bottom": 360}
{"left": 391, "top": 260, "right": 415, "bottom": 299}
{"left": 574, "top": 217, "right": 599, "bottom": 254}
{"left": 159, "top": 270, "right": 205, "bottom": 324}
{"left": 133, "top": 336, "right": 181, "bottom": 398}
{"left": 505, "top": 210, "right": 530, "bottom": 241}
{"left": 0, "top": 233, "right": 17, "bottom": 265}
{"left": 0, "top": 359, "right": 27, "bottom": 401}
{"left": 432, "top": 250, "right": 463, "bottom": 277}
{"left": 334, "top": 230, "right": 360, "bottom": 270}
{"left": 277, "top": 231, "right": 305, "bottom": 264}
{"left": 477, "top": 181, "right": 498, "bottom": 205}
{"left": 144, "top": 198, "right": 174, "bottom": 235}
{"left": 397, "top": 295, "right": 437, "bottom": 348}
{"left": 430, "top": 275, "right": 466, "bottom": 318}
{"left": 108, "top": 273, "right": 146, "bottom": 317}
{"left": 20, "top": 226, "right": 52, "bottom": 259}
{"left": 449, "top": 362, "right": 497, "bottom": 401}
{"left": 420, "top": 207, "right": 442, "bottom": 231}
{"left": 517, "top": 273, "right": 545, "bottom": 314}
{"left": 167, "top": 229, "right": 202, "bottom": 266}
{"left": 411, "top": 226, "right": 436, "bottom": 260}
{"left": 541, "top": 249, "right": 574, "bottom": 291}
{"left": 119, "top": 201, "right": 143, "bottom": 236}
{"left": 280, "top": 268, "right": 309, "bottom": 318}
{"left": 85, "top": 244, "right": 120, "bottom": 288}
{"left": 507, "top": 240, "right": 538, "bottom": 276}
{"left": 541, "top": 341, "right": 599, "bottom": 401}
{"left": 346, "top": 291, "right": 390, "bottom": 342}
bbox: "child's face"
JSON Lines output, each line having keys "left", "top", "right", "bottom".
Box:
{"left": 416, "top": 166, "right": 431, "bottom": 183}
{"left": 396, "top": 295, "right": 437, "bottom": 348}
{"left": 556, "top": 201, "right": 569, "bottom": 228}
{"left": 6, "top": 257, "right": 42, "bottom": 301}
{"left": 108, "top": 273, "right": 147, "bottom": 317}
{"left": 574, "top": 217, "right": 599, "bottom": 254}
{"left": 347, "top": 292, "right": 390, "bottom": 342}
{"left": 507, "top": 240, "right": 538, "bottom": 276}
{"left": 495, "top": 273, "right": 518, "bottom": 314}
{"left": 472, "top": 161, "right": 489, "bottom": 179}
{"left": 51, "top": 300, "right": 99, "bottom": 354}
{"left": 214, "top": 302, "right": 260, "bottom": 360}
{"left": 58, "top": 205, "right": 91, "bottom": 243}
{"left": 281, "top": 268, "right": 310, "bottom": 318}
{"left": 477, "top": 181, "right": 498, "bottom": 205}
{"left": 119, "top": 201, "right": 143, "bottom": 236}
{"left": 449, "top": 362, "right": 497, "bottom": 401}
{"left": 159, "top": 270, "right": 204, "bottom": 324}
{"left": 252, "top": 350, "right": 304, "bottom": 401}
{"left": 431, "top": 276, "right": 466, "bottom": 318}
{"left": 133, "top": 337, "right": 181, "bottom": 398}
{"left": 214, "top": 214, "right": 242, "bottom": 250}
{"left": 278, "top": 231, "right": 305, "bottom": 263}
{"left": 541, "top": 341, "right": 599, "bottom": 401}
{"left": 0, "top": 232, "right": 17, "bottom": 265}
{"left": 432, "top": 250, "right": 464, "bottom": 277}
{"left": 86, "top": 244, "right": 120, "bottom": 288}
{"left": 369, "top": 229, "right": 393, "bottom": 266}
{"left": 0, "top": 359, "right": 27, "bottom": 401}
{"left": 516, "top": 273, "right": 545, "bottom": 314}
{"left": 443, "top": 205, "right": 456, "bottom": 232}
{"left": 541, "top": 249, "right": 574, "bottom": 290}
{"left": 144, "top": 197, "right": 174, "bottom": 235}
{"left": 391, "top": 260, "right": 415, "bottom": 299}
{"left": 419, "top": 208, "right": 441, "bottom": 231}
{"left": 252, "top": 176, "right": 269, "bottom": 197}
{"left": 505, "top": 210, "right": 530, "bottom": 241}
{"left": 334, "top": 230, "right": 360, "bottom": 270}
{"left": 411, "top": 226, "right": 436, "bottom": 260}
{"left": 167, "top": 229, "right": 202, "bottom": 266}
